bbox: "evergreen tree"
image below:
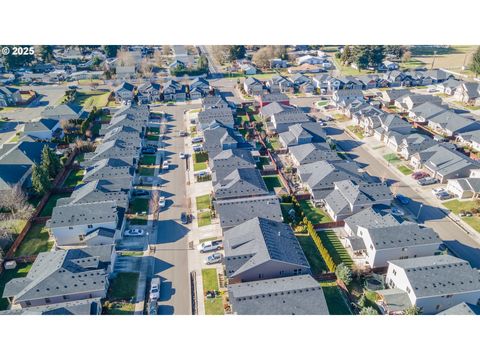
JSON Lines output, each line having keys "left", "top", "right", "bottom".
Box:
{"left": 404, "top": 305, "right": 422, "bottom": 315}
{"left": 227, "top": 45, "right": 246, "bottom": 61}
{"left": 31, "top": 163, "right": 50, "bottom": 195}
{"left": 470, "top": 46, "right": 480, "bottom": 77}
{"left": 359, "top": 307, "right": 378, "bottom": 315}
{"left": 103, "top": 45, "right": 120, "bottom": 58}
{"left": 335, "top": 263, "right": 353, "bottom": 285}
{"left": 41, "top": 145, "right": 61, "bottom": 179}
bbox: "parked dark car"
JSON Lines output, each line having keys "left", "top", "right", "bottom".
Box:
{"left": 396, "top": 194, "right": 410, "bottom": 205}
{"left": 132, "top": 189, "right": 149, "bottom": 196}
{"left": 141, "top": 147, "right": 156, "bottom": 154}
{"left": 180, "top": 212, "right": 191, "bottom": 224}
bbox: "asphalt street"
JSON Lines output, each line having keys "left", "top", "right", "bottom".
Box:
{"left": 327, "top": 124, "right": 480, "bottom": 267}
{"left": 150, "top": 103, "right": 198, "bottom": 315}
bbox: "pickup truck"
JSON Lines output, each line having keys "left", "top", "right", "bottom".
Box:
{"left": 197, "top": 240, "right": 223, "bottom": 253}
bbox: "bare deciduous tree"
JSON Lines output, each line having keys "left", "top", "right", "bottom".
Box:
{"left": 140, "top": 58, "right": 154, "bottom": 78}
{"left": 1, "top": 185, "right": 33, "bottom": 220}
{"left": 117, "top": 49, "right": 135, "bottom": 66}
{"left": 150, "top": 190, "right": 160, "bottom": 219}
{"left": 162, "top": 45, "right": 172, "bottom": 57}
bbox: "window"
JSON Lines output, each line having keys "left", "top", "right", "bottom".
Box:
{"left": 406, "top": 287, "right": 411, "bottom": 294}
{"left": 69, "top": 226, "right": 73, "bottom": 230}
{"left": 88, "top": 225, "right": 93, "bottom": 229}
{"left": 45, "top": 298, "right": 51, "bottom": 304}
{"left": 392, "top": 269, "right": 397, "bottom": 276}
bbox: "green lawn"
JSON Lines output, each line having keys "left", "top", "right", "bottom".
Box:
{"left": 397, "top": 164, "right": 413, "bottom": 176}
{"left": 198, "top": 211, "right": 212, "bottom": 227}
{"left": 347, "top": 125, "right": 364, "bottom": 139}
{"left": 63, "top": 169, "right": 84, "bottom": 188}
{"left": 299, "top": 200, "right": 331, "bottom": 224}
{"left": 317, "top": 230, "right": 354, "bottom": 268}
{"left": 296, "top": 234, "right": 328, "bottom": 274}
{"left": 194, "top": 162, "right": 208, "bottom": 171}
{"left": 383, "top": 153, "right": 401, "bottom": 165}
{"left": 193, "top": 151, "right": 208, "bottom": 163}
{"left": 202, "top": 268, "right": 219, "bottom": 292}
{"left": 40, "top": 193, "right": 71, "bottom": 217}
{"left": 14, "top": 223, "right": 53, "bottom": 257}
{"left": 107, "top": 272, "right": 139, "bottom": 301}
{"left": 147, "top": 127, "right": 160, "bottom": 134}
{"left": 256, "top": 156, "right": 270, "bottom": 169}
{"left": 332, "top": 57, "right": 372, "bottom": 76}
{"left": 130, "top": 198, "right": 149, "bottom": 214}
{"left": 139, "top": 166, "right": 155, "bottom": 176}
{"left": 262, "top": 175, "right": 282, "bottom": 192}
{"left": 140, "top": 155, "right": 157, "bottom": 166}
{"left": 147, "top": 134, "right": 159, "bottom": 141}
{"left": 196, "top": 194, "right": 211, "bottom": 211}
{"left": 321, "top": 282, "right": 352, "bottom": 315}
{"left": 104, "top": 301, "right": 135, "bottom": 315}
{"left": 316, "top": 100, "right": 329, "bottom": 107}
{"left": 73, "top": 90, "right": 110, "bottom": 110}
{"left": 0, "top": 264, "right": 32, "bottom": 311}
{"left": 280, "top": 202, "right": 295, "bottom": 221}
{"left": 268, "top": 137, "right": 282, "bottom": 151}
{"left": 204, "top": 297, "right": 224, "bottom": 315}
{"left": 444, "top": 199, "right": 480, "bottom": 232}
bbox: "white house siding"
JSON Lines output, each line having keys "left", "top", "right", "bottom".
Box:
{"left": 17, "top": 288, "right": 108, "bottom": 309}
{"left": 51, "top": 220, "right": 117, "bottom": 247}
{"left": 227, "top": 259, "right": 310, "bottom": 284}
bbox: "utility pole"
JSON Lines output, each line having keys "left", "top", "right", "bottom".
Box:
{"left": 431, "top": 50, "right": 437, "bottom": 70}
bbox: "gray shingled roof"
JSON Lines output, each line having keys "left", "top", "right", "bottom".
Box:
{"left": 344, "top": 206, "right": 400, "bottom": 235}
{"left": 48, "top": 200, "right": 119, "bottom": 228}
{"left": 197, "top": 108, "right": 235, "bottom": 130}
{"left": 57, "top": 180, "right": 129, "bottom": 209}
{"left": 289, "top": 143, "right": 340, "bottom": 165}
{"left": 420, "top": 144, "right": 479, "bottom": 178}
{"left": 388, "top": 255, "right": 480, "bottom": 298}
{"left": 211, "top": 148, "right": 256, "bottom": 180}
{"left": 83, "top": 158, "right": 134, "bottom": 182}
{"left": 224, "top": 217, "right": 310, "bottom": 278}
{"left": 438, "top": 302, "right": 480, "bottom": 315}
{"left": 41, "top": 103, "right": 85, "bottom": 119}
{"left": 0, "top": 298, "right": 102, "bottom": 315}
{"left": 260, "top": 102, "right": 295, "bottom": 119}
{"left": 298, "top": 160, "right": 364, "bottom": 191}
{"left": 202, "top": 95, "right": 228, "bottom": 109}
{"left": 203, "top": 123, "right": 245, "bottom": 158}
{"left": 215, "top": 195, "right": 283, "bottom": 229}
{"left": 2, "top": 245, "right": 113, "bottom": 303}
{"left": 213, "top": 167, "right": 269, "bottom": 200}
{"left": 83, "top": 140, "right": 140, "bottom": 163}
{"left": 428, "top": 110, "right": 480, "bottom": 134}
{"left": 23, "top": 118, "right": 59, "bottom": 132}
{"left": 228, "top": 275, "right": 329, "bottom": 315}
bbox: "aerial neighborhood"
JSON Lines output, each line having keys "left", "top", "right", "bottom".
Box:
{"left": 1, "top": 44, "right": 480, "bottom": 316}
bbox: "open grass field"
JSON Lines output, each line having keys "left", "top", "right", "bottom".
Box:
{"left": 14, "top": 223, "right": 53, "bottom": 257}
{"left": 299, "top": 200, "right": 332, "bottom": 224}
{"left": 73, "top": 90, "right": 110, "bottom": 109}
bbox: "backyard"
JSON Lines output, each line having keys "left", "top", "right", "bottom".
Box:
{"left": 63, "top": 168, "right": 84, "bottom": 188}
{"left": 320, "top": 282, "right": 352, "bottom": 315}
{"left": 0, "top": 264, "right": 32, "bottom": 311}
{"left": 443, "top": 199, "right": 480, "bottom": 232}
{"left": 317, "top": 229, "right": 354, "bottom": 268}
{"left": 140, "top": 155, "right": 157, "bottom": 166}
{"left": 104, "top": 272, "right": 139, "bottom": 315}
{"left": 202, "top": 268, "right": 224, "bottom": 315}
{"left": 193, "top": 151, "right": 209, "bottom": 172}
{"left": 40, "top": 193, "right": 71, "bottom": 216}
{"left": 296, "top": 234, "right": 328, "bottom": 274}
{"left": 262, "top": 175, "right": 282, "bottom": 192}
{"left": 128, "top": 198, "right": 149, "bottom": 225}
{"left": 139, "top": 165, "right": 155, "bottom": 176}
{"left": 73, "top": 90, "right": 110, "bottom": 110}
{"left": 14, "top": 223, "right": 53, "bottom": 257}
{"left": 299, "top": 200, "right": 331, "bottom": 224}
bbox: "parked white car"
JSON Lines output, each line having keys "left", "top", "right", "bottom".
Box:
{"left": 124, "top": 229, "right": 145, "bottom": 237}
{"left": 432, "top": 188, "right": 446, "bottom": 196}
{"left": 162, "top": 160, "right": 170, "bottom": 170}
{"left": 149, "top": 277, "right": 161, "bottom": 301}
{"left": 197, "top": 241, "right": 223, "bottom": 253}
{"left": 158, "top": 196, "right": 166, "bottom": 208}
{"left": 204, "top": 253, "right": 223, "bottom": 265}
{"left": 179, "top": 152, "right": 187, "bottom": 159}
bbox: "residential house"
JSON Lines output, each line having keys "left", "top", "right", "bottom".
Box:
{"left": 243, "top": 77, "right": 264, "bottom": 96}
{"left": 228, "top": 275, "right": 329, "bottom": 315}
{"left": 213, "top": 167, "right": 269, "bottom": 200}
{"left": 0, "top": 86, "right": 22, "bottom": 107}
{"left": 41, "top": 103, "right": 86, "bottom": 121}
{"left": 215, "top": 195, "right": 283, "bottom": 230}
{"left": 379, "top": 255, "right": 480, "bottom": 314}
{"left": 278, "top": 122, "right": 327, "bottom": 148}
{"left": 323, "top": 180, "right": 393, "bottom": 221}
{"left": 47, "top": 200, "right": 125, "bottom": 247}
{"left": 457, "top": 129, "right": 480, "bottom": 152}
{"left": 0, "top": 140, "right": 56, "bottom": 195}
{"left": 240, "top": 63, "right": 257, "bottom": 75}
{"left": 197, "top": 107, "right": 235, "bottom": 131}
{"left": 22, "top": 118, "right": 61, "bottom": 140}
{"left": 436, "top": 78, "right": 461, "bottom": 95}
{"left": 379, "top": 60, "right": 399, "bottom": 71}
{"left": 400, "top": 133, "right": 438, "bottom": 160}
{"left": 446, "top": 176, "right": 480, "bottom": 199}
{"left": 114, "top": 82, "right": 135, "bottom": 104}
{"left": 343, "top": 216, "right": 441, "bottom": 269}
{"left": 438, "top": 302, "right": 480, "bottom": 315}
{"left": 210, "top": 148, "right": 256, "bottom": 181}
{"left": 410, "top": 143, "right": 480, "bottom": 183}
{"left": 116, "top": 65, "right": 136, "bottom": 80}
{"left": 257, "top": 92, "right": 290, "bottom": 108}
{"left": 296, "top": 55, "right": 324, "bottom": 65}
{"left": 289, "top": 143, "right": 341, "bottom": 166}
{"left": 260, "top": 102, "right": 296, "bottom": 120}
{"left": 269, "top": 108, "right": 311, "bottom": 133}
{"left": 266, "top": 76, "right": 294, "bottom": 93}
{"left": 201, "top": 95, "right": 229, "bottom": 110}
{"left": 298, "top": 160, "right": 366, "bottom": 202}
{"left": 2, "top": 245, "right": 115, "bottom": 309}
{"left": 82, "top": 140, "right": 141, "bottom": 166}
{"left": 82, "top": 158, "right": 134, "bottom": 185}
{"left": 0, "top": 298, "right": 103, "bottom": 315}
{"left": 394, "top": 94, "right": 443, "bottom": 111}
{"left": 224, "top": 217, "right": 311, "bottom": 283}
{"left": 408, "top": 102, "right": 449, "bottom": 124}
{"left": 454, "top": 82, "right": 480, "bottom": 105}
{"left": 203, "top": 124, "right": 245, "bottom": 158}
{"left": 102, "top": 125, "right": 142, "bottom": 148}
{"left": 137, "top": 82, "right": 161, "bottom": 103}
{"left": 370, "top": 113, "right": 411, "bottom": 141}
{"left": 269, "top": 58, "right": 288, "bottom": 69}
{"left": 162, "top": 79, "right": 186, "bottom": 101}
{"left": 426, "top": 111, "right": 480, "bottom": 137}
{"left": 332, "top": 89, "right": 364, "bottom": 106}
{"left": 382, "top": 89, "right": 412, "bottom": 106}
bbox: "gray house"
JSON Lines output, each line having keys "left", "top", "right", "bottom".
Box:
{"left": 2, "top": 245, "right": 115, "bottom": 309}
{"left": 278, "top": 122, "right": 327, "bottom": 148}
{"left": 213, "top": 167, "right": 269, "bottom": 200}
{"left": 41, "top": 103, "right": 86, "bottom": 121}
{"left": 289, "top": 142, "right": 341, "bottom": 166}
{"left": 224, "top": 217, "right": 311, "bottom": 283}
{"left": 197, "top": 107, "right": 235, "bottom": 131}
{"left": 114, "top": 82, "right": 135, "bottom": 103}
{"left": 228, "top": 275, "right": 329, "bottom": 315}
{"left": 215, "top": 195, "right": 283, "bottom": 230}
